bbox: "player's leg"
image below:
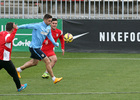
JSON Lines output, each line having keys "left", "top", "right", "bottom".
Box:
{"left": 16, "top": 47, "right": 40, "bottom": 78}
{"left": 19, "top": 59, "right": 39, "bottom": 70}
{"left": 49, "top": 55, "right": 57, "bottom": 68}
{"left": 0, "top": 61, "right": 2, "bottom": 70}
{"left": 4, "top": 61, "right": 27, "bottom": 91}
{"left": 42, "top": 57, "right": 54, "bottom": 77}
{"left": 42, "top": 57, "right": 62, "bottom": 84}
{"left": 42, "top": 55, "right": 57, "bottom": 78}
{"left": 16, "top": 59, "right": 39, "bottom": 78}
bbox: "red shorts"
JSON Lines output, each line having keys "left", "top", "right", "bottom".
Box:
{"left": 42, "top": 50, "right": 56, "bottom": 57}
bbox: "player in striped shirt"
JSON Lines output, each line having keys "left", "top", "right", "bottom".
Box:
{"left": 0, "top": 22, "right": 27, "bottom": 92}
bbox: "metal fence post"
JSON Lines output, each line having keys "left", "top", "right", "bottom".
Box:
{"left": 103, "top": 0, "right": 105, "bottom": 19}
{"left": 37, "top": 0, "right": 38, "bottom": 19}
{"left": 127, "top": 0, "right": 129, "bottom": 19}
{"left": 132, "top": 0, "right": 134, "bottom": 19}
{"left": 22, "top": 0, "right": 24, "bottom": 19}
{"left": 70, "top": 0, "right": 72, "bottom": 19}
{"left": 122, "top": 0, "right": 124, "bottom": 19}
{"left": 13, "top": 0, "right": 15, "bottom": 18}
{"left": 113, "top": 0, "right": 114, "bottom": 18}
{"left": 28, "top": 0, "right": 29, "bottom": 19}
{"left": 55, "top": 0, "right": 57, "bottom": 18}
{"left": 32, "top": 0, "right": 34, "bottom": 19}
{"left": 108, "top": 0, "right": 110, "bottom": 19}
{"left": 65, "top": 0, "right": 67, "bottom": 19}
{"left": 46, "top": 0, "right": 48, "bottom": 15}
{"left": 51, "top": 0, "right": 52, "bottom": 15}
{"left": 74, "top": 0, "right": 76, "bottom": 19}
{"left": 84, "top": 0, "right": 85, "bottom": 18}
{"left": 4, "top": 0, "right": 5, "bottom": 18}
{"left": 98, "top": 0, "right": 100, "bottom": 18}
{"left": 137, "top": 0, "right": 139, "bottom": 19}
{"left": 79, "top": 0, "right": 81, "bottom": 19}
{"left": 117, "top": 0, "right": 119, "bottom": 19}
{"left": 9, "top": 0, "right": 11, "bottom": 18}
{"left": 89, "top": 0, "right": 91, "bottom": 19}
{"left": 61, "top": 0, "right": 62, "bottom": 18}
{"left": 94, "top": 0, "right": 95, "bottom": 19}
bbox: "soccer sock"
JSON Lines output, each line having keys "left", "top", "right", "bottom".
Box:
{"left": 17, "top": 67, "right": 22, "bottom": 73}
{"left": 52, "top": 76, "right": 56, "bottom": 81}
{"left": 45, "top": 71, "right": 48, "bottom": 73}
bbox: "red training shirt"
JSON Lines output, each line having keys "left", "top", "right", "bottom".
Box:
{"left": 0, "top": 29, "right": 17, "bottom": 61}
{"left": 41, "top": 28, "right": 64, "bottom": 51}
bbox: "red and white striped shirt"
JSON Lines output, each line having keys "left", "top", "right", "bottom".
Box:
{"left": 0, "top": 29, "right": 17, "bottom": 61}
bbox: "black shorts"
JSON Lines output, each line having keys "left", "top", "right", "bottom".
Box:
{"left": 29, "top": 47, "right": 47, "bottom": 60}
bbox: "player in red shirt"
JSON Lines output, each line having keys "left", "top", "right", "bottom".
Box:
{"left": 0, "top": 22, "right": 27, "bottom": 92}
{"left": 41, "top": 18, "right": 65, "bottom": 78}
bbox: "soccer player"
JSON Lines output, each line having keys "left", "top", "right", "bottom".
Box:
{"left": 41, "top": 18, "right": 64, "bottom": 78}
{"left": 0, "top": 22, "right": 27, "bottom": 92}
{"left": 16, "top": 14, "right": 62, "bottom": 84}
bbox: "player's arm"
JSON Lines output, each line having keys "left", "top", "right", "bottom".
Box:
{"left": 59, "top": 32, "right": 65, "bottom": 50}
{"left": 47, "top": 30, "right": 59, "bottom": 47}
{"left": 43, "top": 37, "right": 48, "bottom": 45}
{"left": 18, "top": 23, "right": 37, "bottom": 29}
{"left": 59, "top": 31, "right": 65, "bottom": 55}
{"left": 6, "top": 24, "right": 18, "bottom": 43}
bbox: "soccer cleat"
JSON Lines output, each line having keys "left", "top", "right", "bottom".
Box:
{"left": 16, "top": 68, "right": 21, "bottom": 78}
{"left": 54, "top": 77, "right": 63, "bottom": 84}
{"left": 17, "top": 83, "right": 27, "bottom": 92}
{"left": 42, "top": 73, "right": 50, "bottom": 79}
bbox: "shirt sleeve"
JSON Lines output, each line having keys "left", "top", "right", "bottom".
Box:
{"left": 59, "top": 31, "right": 65, "bottom": 49}
{"left": 47, "top": 30, "right": 58, "bottom": 47}
{"left": 18, "top": 23, "right": 37, "bottom": 29}
{"left": 5, "top": 29, "right": 17, "bottom": 43}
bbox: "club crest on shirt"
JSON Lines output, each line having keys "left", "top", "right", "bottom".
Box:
{"left": 41, "top": 54, "right": 45, "bottom": 57}
{"left": 56, "top": 33, "right": 58, "bottom": 37}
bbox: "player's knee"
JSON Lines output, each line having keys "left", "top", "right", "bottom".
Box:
{"left": 33, "top": 62, "right": 38, "bottom": 66}
{"left": 44, "top": 58, "right": 51, "bottom": 65}
{"left": 51, "top": 56, "right": 57, "bottom": 63}
{"left": 53, "top": 57, "right": 57, "bottom": 63}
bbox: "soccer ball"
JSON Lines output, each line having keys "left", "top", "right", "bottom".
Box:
{"left": 64, "top": 33, "right": 73, "bottom": 43}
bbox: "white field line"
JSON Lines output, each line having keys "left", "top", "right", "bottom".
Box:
{"left": 11, "top": 57, "right": 140, "bottom": 60}
{"left": 0, "top": 91, "right": 140, "bottom": 96}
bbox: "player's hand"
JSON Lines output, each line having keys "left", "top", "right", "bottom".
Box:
{"left": 13, "top": 23, "right": 18, "bottom": 29}
{"left": 55, "top": 42, "right": 59, "bottom": 47}
{"left": 45, "top": 40, "right": 48, "bottom": 45}
{"left": 62, "top": 49, "right": 64, "bottom": 55}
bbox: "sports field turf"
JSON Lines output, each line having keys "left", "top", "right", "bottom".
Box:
{"left": 1, "top": 52, "right": 140, "bottom": 100}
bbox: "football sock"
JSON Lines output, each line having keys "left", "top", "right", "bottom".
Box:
{"left": 45, "top": 71, "right": 48, "bottom": 73}
{"left": 52, "top": 76, "right": 56, "bottom": 81}
{"left": 17, "top": 67, "right": 22, "bottom": 72}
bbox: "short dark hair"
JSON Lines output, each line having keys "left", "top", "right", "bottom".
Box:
{"left": 43, "top": 14, "right": 52, "bottom": 20}
{"left": 6, "top": 22, "right": 14, "bottom": 31}
{"left": 52, "top": 18, "right": 57, "bottom": 22}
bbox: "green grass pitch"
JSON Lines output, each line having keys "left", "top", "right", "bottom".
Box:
{"left": 1, "top": 52, "right": 140, "bottom": 100}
